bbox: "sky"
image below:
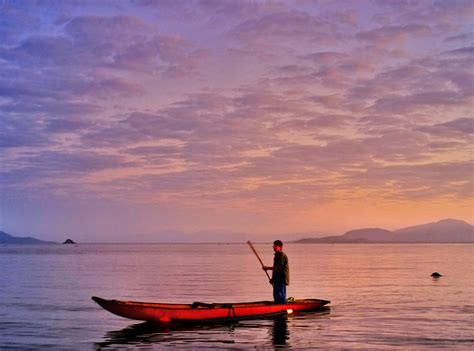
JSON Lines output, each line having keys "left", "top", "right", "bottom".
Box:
{"left": 0, "top": 0, "right": 473, "bottom": 243}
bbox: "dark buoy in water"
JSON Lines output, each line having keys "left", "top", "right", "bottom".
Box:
{"left": 431, "top": 272, "right": 442, "bottom": 277}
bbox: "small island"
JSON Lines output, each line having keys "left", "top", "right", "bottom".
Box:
{"left": 63, "top": 239, "right": 76, "bottom": 244}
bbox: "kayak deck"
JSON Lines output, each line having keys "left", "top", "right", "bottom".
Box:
{"left": 92, "top": 296, "right": 330, "bottom": 322}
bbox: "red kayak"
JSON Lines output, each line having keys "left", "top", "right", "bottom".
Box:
{"left": 92, "top": 296, "right": 330, "bottom": 322}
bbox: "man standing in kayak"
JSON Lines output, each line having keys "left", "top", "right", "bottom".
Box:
{"left": 263, "top": 240, "right": 289, "bottom": 304}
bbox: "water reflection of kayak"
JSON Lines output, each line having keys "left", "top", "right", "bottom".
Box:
{"left": 92, "top": 296, "right": 330, "bottom": 322}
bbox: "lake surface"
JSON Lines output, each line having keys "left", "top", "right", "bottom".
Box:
{"left": 0, "top": 243, "right": 473, "bottom": 349}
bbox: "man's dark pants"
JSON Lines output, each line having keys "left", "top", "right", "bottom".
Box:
{"left": 273, "top": 283, "right": 286, "bottom": 304}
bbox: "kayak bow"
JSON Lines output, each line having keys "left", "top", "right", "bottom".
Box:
{"left": 92, "top": 296, "right": 330, "bottom": 322}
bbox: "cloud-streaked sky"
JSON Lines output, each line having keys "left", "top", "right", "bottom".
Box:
{"left": 1, "top": 0, "right": 473, "bottom": 242}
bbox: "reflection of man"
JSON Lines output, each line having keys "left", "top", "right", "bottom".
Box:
{"left": 263, "top": 240, "right": 290, "bottom": 304}
{"left": 272, "top": 315, "right": 289, "bottom": 347}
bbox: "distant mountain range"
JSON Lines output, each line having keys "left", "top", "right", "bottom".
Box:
{"left": 2, "top": 219, "right": 473, "bottom": 244}
{"left": 293, "top": 219, "right": 474, "bottom": 243}
{"left": 0, "top": 231, "right": 56, "bottom": 244}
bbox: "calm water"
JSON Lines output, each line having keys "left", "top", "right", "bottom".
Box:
{"left": 0, "top": 243, "right": 473, "bottom": 350}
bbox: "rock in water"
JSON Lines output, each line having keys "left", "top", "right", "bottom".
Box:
{"left": 63, "top": 239, "right": 76, "bottom": 244}
{"left": 431, "top": 272, "right": 442, "bottom": 277}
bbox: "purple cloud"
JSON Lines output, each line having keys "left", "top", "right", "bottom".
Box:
{"left": 1, "top": 150, "right": 134, "bottom": 186}
{"left": 356, "top": 24, "right": 432, "bottom": 47}
{"left": 441, "top": 46, "right": 474, "bottom": 57}
{"left": 372, "top": 90, "right": 469, "bottom": 114}
{"left": 231, "top": 10, "right": 344, "bottom": 47}
{"left": 0, "top": 113, "right": 54, "bottom": 149}
{"left": 417, "top": 117, "right": 474, "bottom": 137}
{"left": 444, "top": 33, "right": 473, "bottom": 43}
{"left": 435, "top": 117, "right": 474, "bottom": 134}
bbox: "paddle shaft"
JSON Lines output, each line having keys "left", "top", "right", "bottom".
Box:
{"left": 247, "top": 241, "right": 272, "bottom": 283}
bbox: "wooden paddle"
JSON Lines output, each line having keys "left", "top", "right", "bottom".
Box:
{"left": 247, "top": 240, "right": 272, "bottom": 284}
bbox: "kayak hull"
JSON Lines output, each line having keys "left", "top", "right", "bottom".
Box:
{"left": 92, "top": 296, "right": 330, "bottom": 322}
